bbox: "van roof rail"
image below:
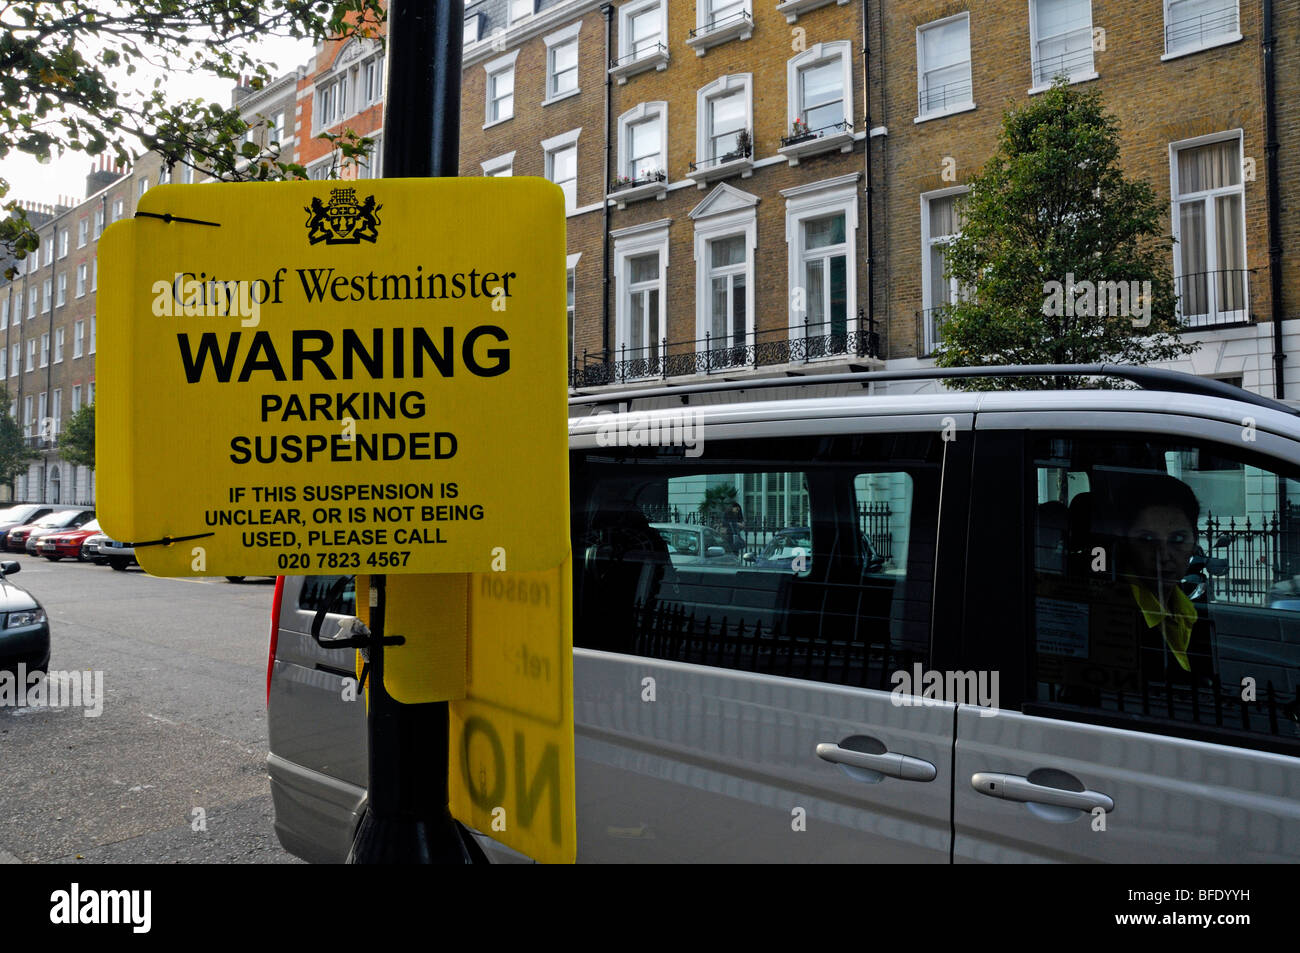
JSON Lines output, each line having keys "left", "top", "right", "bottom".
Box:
{"left": 569, "top": 364, "right": 1297, "bottom": 416}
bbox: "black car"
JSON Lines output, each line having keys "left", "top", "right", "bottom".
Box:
{"left": 0, "top": 561, "right": 49, "bottom": 673}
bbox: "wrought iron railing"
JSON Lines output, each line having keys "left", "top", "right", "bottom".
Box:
{"left": 1165, "top": 4, "right": 1239, "bottom": 54}
{"left": 916, "top": 306, "right": 951, "bottom": 357}
{"left": 1176, "top": 268, "right": 1251, "bottom": 328}
{"left": 611, "top": 170, "right": 667, "bottom": 192}
{"left": 689, "top": 138, "right": 753, "bottom": 174}
{"left": 918, "top": 76, "right": 973, "bottom": 116}
{"left": 609, "top": 42, "right": 669, "bottom": 69}
{"left": 571, "top": 312, "right": 879, "bottom": 388}
{"left": 1033, "top": 41, "right": 1094, "bottom": 86}
{"left": 688, "top": 9, "right": 752, "bottom": 39}
{"left": 779, "top": 119, "right": 853, "bottom": 149}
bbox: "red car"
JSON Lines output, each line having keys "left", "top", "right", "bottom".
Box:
{"left": 38, "top": 519, "right": 103, "bottom": 561}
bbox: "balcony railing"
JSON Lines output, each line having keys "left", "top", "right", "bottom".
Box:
{"left": 571, "top": 313, "right": 880, "bottom": 388}
{"left": 918, "top": 77, "right": 973, "bottom": 116}
{"left": 688, "top": 9, "right": 752, "bottom": 40}
{"left": 1177, "top": 268, "right": 1251, "bottom": 328}
{"left": 779, "top": 119, "right": 853, "bottom": 149}
{"left": 1032, "top": 41, "right": 1094, "bottom": 86}
{"left": 688, "top": 139, "right": 752, "bottom": 174}
{"left": 916, "top": 306, "right": 952, "bottom": 357}
{"left": 611, "top": 170, "right": 667, "bottom": 192}
{"left": 1165, "top": 4, "right": 1239, "bottom": 54}
{"left": 609, "top": 43, "right": 669, "bottom": 70}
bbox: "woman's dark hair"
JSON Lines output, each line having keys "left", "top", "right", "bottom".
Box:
{"left": 1108, "top": 473, "right": 1200, "bottom": 532}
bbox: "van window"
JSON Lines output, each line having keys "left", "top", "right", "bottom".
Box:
{"left": 298, "top": 575, "right": 356, "bottom": 616}
{"left": 1029, "top": 433, "right": 1300, "bottom": 753}
{"left": 572, "top": 433, "right": 943, "bottom": 687}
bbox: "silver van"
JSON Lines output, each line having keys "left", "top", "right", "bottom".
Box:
{"left": 267, "top": 367, "right": 1300, "bottom": 862}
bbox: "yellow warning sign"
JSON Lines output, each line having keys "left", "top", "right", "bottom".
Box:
{"left": 449, "top": 557, "right": 575, "bottom": 864}
{"left": 96, "top": 179, "right": 569, "bottom": 577}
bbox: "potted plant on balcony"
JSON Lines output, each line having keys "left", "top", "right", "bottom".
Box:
{"left": 613, "top": 173, "right": 633, "bottom": 191}
{"left": 784, "top": 118, "right": 815, "bottom": 146}
{"left": 722, "top": 129, "right": 753, "bottom": 163}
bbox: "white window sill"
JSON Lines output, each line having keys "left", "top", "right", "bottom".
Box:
{"left": 778, "top": 129, "right": 855, "bottom": 165}
{"left": 482, "top": 115, "right": 514, "bottom": 130}
{"left": 1161, "top": 33, "right": 1243, "bottom": 62}
{"left": 914, "top": 102, "right": 977, "bottom": 124}
{"left": 607, "top": 179, "right": 669, "bottom": 208}
{"left": 543, "top": 87, "right": 581, "bottom": 107}
{"left": 609, "top": 47, "right": 670, "bottom": 84}
{"left": 687, "top": 154, "right": 755, "bottom": 187}
{"left": 1028, "top": 72, "right": 1098, "bottom": 96}
{"left": 685, "top": 17, "right": 754, "bottom": 56}
{"left": 775, "top": 0, "right": 850, "bottom": 24}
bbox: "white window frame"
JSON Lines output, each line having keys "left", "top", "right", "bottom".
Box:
{"left": 544, "top": 22, "right": 582, "bottom": 105}
{"left": 695, "top": 74, "right": 754, "bottom": 172}
{"left": 72, "top": 385, "right": 81, "bottom": 413}
{"left": 484, "top": 50, "right": 520, "bottom": 128}
{"left": 787, "top": 41, "right": 853, "bottom": 134}
{"left": 40, "top": 332, "right": 49, "bottom": 368}
{"left": 74, "top": 320, "right": 84, "bottom": 358}
{"left": 1169, "top": 129, "right": 1248, "bottom": 327}
{"left": 56, "top": 273, "right": 66, "bottom": 307}
{"left": 90, "top": 316, "right": 96, "bottom": 354}
{"left": 464, "top": 12, "right": 482, "bottom": 45}
{"left": 690, "top": 184, "right": 758, "bottom": 350}
{"left": 112, "top": 198, "right": 124, "bottom": 222}
{"left": 93, "top": 208, "right": 104, "bottom": 238}
{"left": 91, "top": 257, "right": 97, "bottom": 291}
{"left": 510, "top": 0, "right": 534, "bottom": 25}
{"left": 620, "top": 0, "right": 668, "bottom": 61}
{"left": 25, "top": 342, "right": 35, "bottom": 373}
{"left": 611, "top": 219, "right": 670, "bottom": 378}
{"left": 781, "top": 173, "right": 860, "bottom": 350}
{"left": 688, "top": 0, "right": 754, "bottom": 55}
{"left": 9, "top": 344, "right": 17, "bottom": 378}
{"left": 1028, "top": 0, "right": 1098, "bottom": 94}
{"left": 566, "top": 251, "right": 582, "bottom": 372}
{"left": 41, "top": 279, "right": 51, "bottom": 314}
{"left": 481, "top": 151, "right": 516, "bottom": 177}
{"left": 27, "top": 287, "right": 37, "bottom": 319}
{"left": 920, "top": 185, "right": 969, "bottom": 354}
{"left": 58, "top": 228, "right": 69, "bottom": 258}
{"left": 617, "top": 102, "right": 668, "bottom": 184}
{"left": 1162, "top": 0, "right": 1241, "bottom": 60}
{"left": 43, "top": 238, "right": 53, "bottom": 266}
{"left": 54, "top": 328, "right": 64, "bottom": 364}
{"left": 139, "top": 176, "right": 149, "bottom": 196}
{"left": 0, "top": 349, "right": 6, "bottom": 380}
{"left": 915, "top": 13, "right": 975, "bottom": 121}
{"left": 0, "top": 298, "right": 6, "bottom": 330}
{"left": 542, "top": 127, "right": 582, "bottom": 215}
{"left": 77, "top": 218, "right": 88, "bottom": 248}
{"left": 23, "top": 396, "right": 31, "bottom": 437}
{"left": 76, "top": 263, "right": 87, "bottom": 298}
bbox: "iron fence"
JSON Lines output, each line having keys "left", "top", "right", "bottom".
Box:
{"left": 571, "top": 312, "right": 879, "bottom": 388}
{"left": 1165, "top": 4, "right": 1239, "bottom": 54}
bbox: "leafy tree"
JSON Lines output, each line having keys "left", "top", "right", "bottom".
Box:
{"left": 0, "top": 1, "right": 386, "bottom": 274}
{"left": 698, "top": 483, "right": 739, "bottom": 525}
{"left": 934, "top": 79, "right": 1196, "bottom": 389}
{"left": 0, "top": 387, "right": 35, "bottom": 486}
{"left": 59, "top": 402, "right": 94, "bottom": 470}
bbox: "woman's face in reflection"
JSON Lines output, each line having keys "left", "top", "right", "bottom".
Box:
{"left": 1124, "top": 504, "right": 1196, "bottom": 594}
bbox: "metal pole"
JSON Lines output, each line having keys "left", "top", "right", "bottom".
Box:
{"left": 346, "top": 0, "right": 471, "bottom": 865}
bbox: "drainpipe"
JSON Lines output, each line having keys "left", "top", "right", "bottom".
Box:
{"left": 1263, "top": 0, "right": 1284, "bottom": 398}
{"left": 600, "top": 5, "right": 614, "bottom": 372}
{"left": 862, "top": 0, "right": 875, "bottom": 360}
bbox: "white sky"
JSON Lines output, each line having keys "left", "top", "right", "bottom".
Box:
{"left": 0, "top": 34, "right": 316, "bottom": 208}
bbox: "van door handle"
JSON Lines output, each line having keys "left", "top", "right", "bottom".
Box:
{"left": 815, "top": 743, "right": 937, "bottom": 782}
{"left": 970, "top": 772, "right": 1114, "bottom": 813}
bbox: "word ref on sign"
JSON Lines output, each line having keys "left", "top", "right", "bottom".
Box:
{"left": 97, "top": 179, "right": 569, "bottom": 577}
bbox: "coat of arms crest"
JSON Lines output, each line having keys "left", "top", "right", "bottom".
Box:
{"left": 305, "top": 187, "right": 382, "bottom": 245}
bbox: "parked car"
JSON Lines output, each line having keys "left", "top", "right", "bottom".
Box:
{"left": 80, "top": 532, "right": 110, "bottom": 565}
{"left": 0, "top": 504, "right": 60, "bottom": 549}
{"left": 649, "top": 522, "right": 740, "bottom": 567}
{"left": 39, "top": 519, "right": 103, "bottom": 561}
{"left": 267, "top": 367, "right": 1300, "bottom": 863}
{"left": 15, "top": 508, "right": 96, "bottom": 554}
{"left": 100, "top": 538, "right": 137, "bottom": 571}
{"left": 0, "top": 560, "right": 49, "bottom": 673}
